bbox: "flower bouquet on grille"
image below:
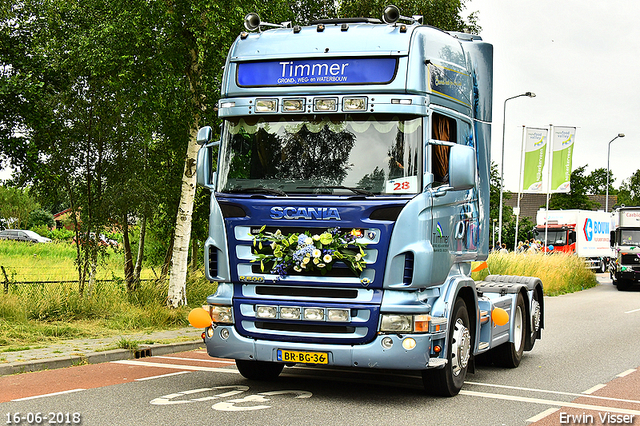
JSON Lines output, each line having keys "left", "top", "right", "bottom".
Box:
{"left": 251, "top": 226, "right": 367, "bottom": 277}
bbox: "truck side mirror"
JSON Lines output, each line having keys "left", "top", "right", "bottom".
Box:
{"left": 197, "top": 126, "right": 213, "bottom": 145}
{"left": 448, "top": 144, "right": 476, "bottom": 191}
{"left": 196, "top": 130, "right": 219, "bottom": 189}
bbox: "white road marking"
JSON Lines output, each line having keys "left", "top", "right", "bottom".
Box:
{"left": 12, "top": 388, "right": 85, "bottom": 401}
{"left": 624, "top": 308, "right": 640, "bottom": 314}
{"left": 617, "top": 369, "right": 637, "bottom": 378}
{"left": 582, "top": 384, "right": 606, "bottom": 394}
{"left": 112, "top": 359, "right": 240, "bottom": 373}
{"left": 460, "top": 390, "right": 640, "bottom": 416}
{"left": 465, "top": 381, "right": 640, "bottom": 405}
{"left": 153, "top": 355, "right": 236, "bottom": 364}
{"left": 526, "top": 407, "right": 559, "bottom": 423}
{"left": 135, "top": 371, "right": 190, "bottom": 381}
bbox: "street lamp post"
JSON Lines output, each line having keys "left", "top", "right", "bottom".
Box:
{"left": 606, "top": 133, "right": 625, "bottom": 212}
{"left": 498, "top": 92, "right": 536, "bottom": 245}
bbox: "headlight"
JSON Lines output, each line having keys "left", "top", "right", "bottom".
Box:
{"left": 211, "top": 306, "right": 233, "bottom": 324}
{"left": 380, "top": 314, "right": 413, "bottom": 332}
{"left": 379, "top": 314, "right": 445, "bottom": 333}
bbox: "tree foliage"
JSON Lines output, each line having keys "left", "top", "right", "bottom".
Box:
{"left": 617, "top": 169, "right": 640, "bottom": 207}
{"left": 549, "top": 165, "right": 600, "bottom": 210}
{"left": 1, "top": 0, "right": 477, "bottom": 296}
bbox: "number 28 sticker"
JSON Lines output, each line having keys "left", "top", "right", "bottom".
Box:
{"left": 385, "top": 176, "right": 418, "bottom": 194}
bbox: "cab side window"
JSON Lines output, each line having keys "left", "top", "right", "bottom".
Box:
{"left": 431, "top": 113, "right": 457, "bottom": 186}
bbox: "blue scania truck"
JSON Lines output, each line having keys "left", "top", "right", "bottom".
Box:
{"left": 193, "top": 6, "right": 544, "bottom": 396}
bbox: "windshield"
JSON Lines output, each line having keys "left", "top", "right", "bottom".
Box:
{"left": 217, "top": 115, "right": 422, "bottom": 196}
{"left": 619, "top": 229, "right": 640, "bottom": 246}
{"left": 534, "top": 229, "right": 567, "bottom": 246}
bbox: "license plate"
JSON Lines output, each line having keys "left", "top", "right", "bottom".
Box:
{"left": 277, "top": 349, "right": 328, "bottom": 364}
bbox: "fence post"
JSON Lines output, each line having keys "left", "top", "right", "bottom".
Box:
{"left": 1, "top": 266, "right": 8, "bottom": 294}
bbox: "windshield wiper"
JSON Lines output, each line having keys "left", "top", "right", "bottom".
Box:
{"left": 228, "top": 187, "right": 288, "bottom": 196}
{"left": 297, "top": 186, "right": 374, "bottom": 196}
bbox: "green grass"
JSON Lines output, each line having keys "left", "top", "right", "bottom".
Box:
{"left": 0, "top": 240, "right": 156, "bottom": 282}
{"left": 0, "top": 266, "right": 217, "bottom": 354}
{"left": 472, "top": 251, "right": 599, "bottom": 295}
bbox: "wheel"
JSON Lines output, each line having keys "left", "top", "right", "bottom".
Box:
{"left": 524, "top": 289, "right": 541, "bottom": 352}
{"left": 235, "top": 360, "right": 284, "bottom": 381}
{"left": 423, "top": 298, "right": 471, "bottom": 397}
{"left": 493, "top": 292, "right": 526, "bottom": 368}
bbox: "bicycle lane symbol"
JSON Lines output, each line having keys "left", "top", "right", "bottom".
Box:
{"left": 150, "top": 386, "right": 312, "bottom": 411}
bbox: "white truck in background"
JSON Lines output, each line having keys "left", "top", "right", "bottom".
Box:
{"left": 610, "top": 206, "right": 640, "bottom": 290}
{"left": 533, "top": 209, "right": 612, "bottom": 273}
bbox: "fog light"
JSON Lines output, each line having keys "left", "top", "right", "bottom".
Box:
{"left": 402, "top": 338, "right": 416, "bottom": 350}
{"left": 327, "top": 308, "right": 350, "bottom": 322}
{"left": 280, "top": 306, "right": 301, "bottom": 320}
{"left": 304, "top": 307, "right": 324, "bottom": 321}
{"left": 381, "top": 336, "right": 393, "bottom": 349}
{"left": 220, "top": 328, "right": 230, "bottom": 340}
{"left": 256, "top": 305, "right": 278, "bottom": 319}
{"left": 206, "top": 327, "right": 214, "bottom": 338}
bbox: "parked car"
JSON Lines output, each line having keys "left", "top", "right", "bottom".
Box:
{"left": 0, "top": 229, "right": 51, "bottom": 243}
{"left": 72, "top": 232, "right": 118, "bottom": 248}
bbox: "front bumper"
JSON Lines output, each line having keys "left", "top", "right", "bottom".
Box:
{"left": 204, "top": 324, "right": 446, "bottom": 370}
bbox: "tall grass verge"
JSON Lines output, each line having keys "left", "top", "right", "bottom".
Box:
{"left": 472, "top": 252, "right": 598, "bottom": 295}
{"left": 0, "top": 271, "right": 218, "bottom": 352}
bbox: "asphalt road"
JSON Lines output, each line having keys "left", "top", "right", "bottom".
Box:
{"left": 2, "top": 274, "right": 639, "bottom": 426}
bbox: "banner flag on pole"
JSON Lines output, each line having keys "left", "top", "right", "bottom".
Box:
{"left": 522, "top": 127, "right": 548, "bottom": 192}
{"left": 550, "top": 126, "right": 576, "bottom": 193}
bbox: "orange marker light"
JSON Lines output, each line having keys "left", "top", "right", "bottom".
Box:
{"left": 188, "top": 308, "right": 212, "bottom": 329}
{"left": 492, "top": 307, "right": 509, "bottom": 326}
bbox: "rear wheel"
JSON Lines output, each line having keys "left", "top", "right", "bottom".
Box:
{"left": 493, "top": 292, "right": 526, "bottom": 368}
{"left": 235, "top": 360, "right": 284, "bottom": 381}
{"left": 423, "top": 298, "right": 471, "bottom": 397}
{"left": 599, "top": 259, "right": 606, "bottom": 273}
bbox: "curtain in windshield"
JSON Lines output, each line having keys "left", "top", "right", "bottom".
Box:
{"left": 217, "top": 115, "right": 422, "bottom": 195}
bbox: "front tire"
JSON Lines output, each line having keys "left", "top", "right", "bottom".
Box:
{"left": 235, "top": 360, "right": 284, "bottom": 381}
{"left": 423, "top": 298, "right": 471, "bottom": 397}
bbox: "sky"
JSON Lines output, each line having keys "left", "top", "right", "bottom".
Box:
{"left": 463, "top": 0, "right": 640, "bottom": 191}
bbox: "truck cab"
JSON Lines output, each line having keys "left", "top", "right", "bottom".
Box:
{"left": 193, "top": 7, "right": 543, "bottom": 397}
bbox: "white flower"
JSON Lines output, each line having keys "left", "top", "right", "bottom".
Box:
{"left": 355, "top": 253, "right": 362, "bottom": 261}
{"left": 313, "top": 257, "right": 319, "bottom": 265}
{"left": 312, "top": 234, "right": 321, "bottom": 241}
{"left": 302, "top": 257, "right": 310, "bottom": 265}
{"left": 312, "top": 249, "right": 322, "bottom": 258}
{"left": 317, "top": 263, "right": 326, "bottom": 268}
{"left": 294, "top": 265, "right": 302, "bottom": 272}
{"left": 304, "top": 237, "right": 313, "bottom": 245}
{"left": 323, "top": 254, "right": 333, "bottom": 263}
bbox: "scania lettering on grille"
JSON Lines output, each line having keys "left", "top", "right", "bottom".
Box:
{"left": 270, "top": 207, "right": 341, "bottom": 220}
